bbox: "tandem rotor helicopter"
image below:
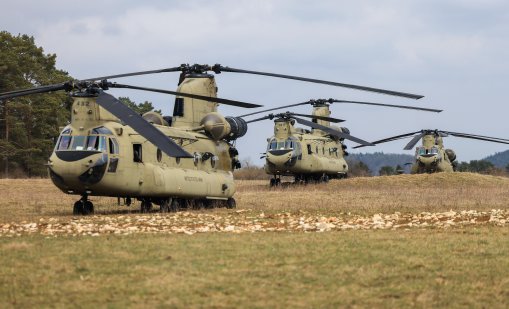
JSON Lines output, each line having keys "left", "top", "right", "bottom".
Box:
{"left": 0, "top": 63, "right": 425, "bottom": 214}
{"left": 241, "top": 99, "right": 442, "bottom": 185}
{"left": 355, "top": 129, "right": 509, "bottom": 173}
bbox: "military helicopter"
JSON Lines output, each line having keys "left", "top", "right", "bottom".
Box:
{"left": 242, "top": 99, "right": 442, "bottom": 184}
{"left": 0, "top": 63, "right": 425, "bottom": 214}
{"left": 354, "top": 129, "right": 509, "bottom": 173}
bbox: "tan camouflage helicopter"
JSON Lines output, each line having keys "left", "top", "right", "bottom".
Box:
{"left": 0, "top": 63, "right": 425, "bottom": 214}
{"left": 241, "top": 99, "right": 442, "bottom": 185}
{"left": 354, "top": 129, "right": 509, "bottom": 173}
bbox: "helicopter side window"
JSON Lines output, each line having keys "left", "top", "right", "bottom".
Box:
{"left": 285, "top": 140, "right": 294, "bottom": 149}
{"left": 57, "top": 136, "right": 72, "bottom": 150}
{"left": 61, "top": 127, "right": 72, "bottom": 135}
{"left": 109, "top": 138, "right": 119, "bottom": 154}
{"left": 307, "top": 144, "right": 312, "bottom": 155}
{"left": 133, "top": 144, "right": 142, "bottom": 163}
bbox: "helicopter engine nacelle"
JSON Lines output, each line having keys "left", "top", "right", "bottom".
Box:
{"left": 445, "top": 149, "right": 456, "bottom": 162}
{"left": 142, "top": 112, "right": 169, "bottom": 126}
{"left": 200, "top": 113, "right": 247, "bottom": 141}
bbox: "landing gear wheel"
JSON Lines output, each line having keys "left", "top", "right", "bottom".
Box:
{"left": 83, "top": 201, "right": 94, "bottom": 215}
{"left": 141, "top": 200, "right": 152, "bottom": 213}
{"left": 160, "top": 199, "right": 171, "bottom": 213}
{"left": 73, "top": 201, "right": 84, "bottom": 215}
{"left": 322, "top": 174, "right": 329, "bottom": 183}
{"left": 169, "top": 199, "right": 180, "bottom": 212}
{"left": 226, "top": 198, "right": 236, "bottom": 209}
{"left": 270, "top": 178, "right": 276, "bottom": 187}
{"left": 275, "top": 178, "right": 281, "bottom": 186}
{"left": 193, "top": 200, "right": 204, "bottom": 210}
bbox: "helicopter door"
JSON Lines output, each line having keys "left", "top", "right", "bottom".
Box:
{"left": 132, "top": 143, "right": 144, "bottom": 184}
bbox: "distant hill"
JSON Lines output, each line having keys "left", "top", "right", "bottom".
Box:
{"left": 482, "top": 150, "right": 509, "bottom": 168}
{"left": 347, "top": 152, "right": 415, "bottom": 175}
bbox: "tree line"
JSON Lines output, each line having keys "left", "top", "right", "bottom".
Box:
{"left": 0, "top": 31, "right": 157, "bottom": 177}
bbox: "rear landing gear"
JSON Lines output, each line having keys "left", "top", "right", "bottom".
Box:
{"left": 140, "top": 200, "right": 152, "bottom": 213}
{"left": 73, "top": 195, "right": 94, "bottom": 215}
{"left": 270, "top": 177, "right": 281, "bottom": 187}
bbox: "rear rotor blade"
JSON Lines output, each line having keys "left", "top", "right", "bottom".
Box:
{"left": 109, "top": 83, "right": 262, "bottom": 108}
{"left": 444, "top": 131, "right": 509, "bottom": 142}
{"left": 216, "top": 65, "right": 424, "bottom": 99}
{"left": 404, "top": 132, "right": 426, "bottom": 150}
{"left": 292, "top": 116, "right": 374, "bottom": 146}
{"left": 95, "top": 92, "right": 193, "bottom": 158}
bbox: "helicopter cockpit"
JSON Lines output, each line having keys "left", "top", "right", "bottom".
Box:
{"left": 415, "top": 146, "right": 439, "bottom": 157}
{"left": 55, "top": 126, "right": 119, "bottom": 155}
{"left": 267, "top": 137, "right": 302, "bottom": 157}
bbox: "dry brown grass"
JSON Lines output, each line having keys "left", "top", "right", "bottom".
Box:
{"left": 235, "top": 172, "right": 509, "bottom": 214}
{"left": 1, "top": 172, "right": 509, "bottom": 223}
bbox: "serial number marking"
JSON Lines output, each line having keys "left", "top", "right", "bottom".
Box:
{"left": 184, "top": 176, "right": 203, "bottom": 182}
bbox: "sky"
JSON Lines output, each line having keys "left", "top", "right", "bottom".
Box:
{"left": 2, "top": 0, "right": 509, "bottom": 165}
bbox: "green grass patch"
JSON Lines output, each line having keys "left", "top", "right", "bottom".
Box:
{"left": 1, "top": 228, "right": 508, "bottom": 308}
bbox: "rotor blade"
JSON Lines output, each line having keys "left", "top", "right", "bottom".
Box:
{"left": 292, "top": 116, "right": 374, "bottom": 146}
{"left": 444, "top": 131, "right": 509, "bottom": 142}
{"left": 95, "top": 92, "right": 193, "bottom": 158}
{"left": 288, "top": 112, "right": 345, "bottom": 123}
{"left": 108, "top": 83, "right": 262, "bottom": 108}
{"left": 238, "top": 101, "right": 311, "bottom": 117}
{"left": 0, "top": 83, "right": 68, "bottom": 100}
{"left": 353, "top": 131, "right": 423, "bottom": 149}
{"left": 447, "top": 132, "right": 509, "bottom": 145}
{"left": 217, "top": 65, "right": 424, "bottom": 99}
{"left": 404, "top": 132, "right": 426, "bottom": 150}
{"left": 330, "top": 99, "right": 442, "bottom": 113}
{"left": 82, "top": 66, "right": 185, "bottom": 81}
{"left": 245, "top": 115, "right": 272, "bottom": 124}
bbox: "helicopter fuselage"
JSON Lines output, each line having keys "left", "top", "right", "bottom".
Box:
{"left": 47, "top": 77, "right": 239, "bottom": 202}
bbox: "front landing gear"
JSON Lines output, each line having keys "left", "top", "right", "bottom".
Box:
{"left": 270, "top": 176, "right": 281, "bottom": 187}
{"left": 73, "top": 195, "right": 94, "bottom": 215}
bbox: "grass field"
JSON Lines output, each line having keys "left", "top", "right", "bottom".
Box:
{"left": 1, "top": 173, "right": 508, "bottom": 308}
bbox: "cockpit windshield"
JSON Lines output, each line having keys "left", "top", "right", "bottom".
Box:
{"left": 57, "top": 135, "right": 107, "bottom": 152}
{"left": 416, "top": 146, "right": 439, "bottom": 156}
{"left": 268, "top": 138, "right": 296, "bottom": 151}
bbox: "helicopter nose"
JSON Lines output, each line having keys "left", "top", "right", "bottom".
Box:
{"left": 266, "top": 150, "right": 293, "bottom": 165}
{"left": 48, "top": 152, "right": 109, "bottom": 190}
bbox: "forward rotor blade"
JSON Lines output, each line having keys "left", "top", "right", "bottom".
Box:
{"left": 353, "top": 131, "right": 422, "bottom": 149}
{"left": 109, "top": 83, "right": 262, "bottom": 108}
{"left": 95, "top": 92, "right": 193, "bottom": 158}
{"left": 83, "top": 66, "right": 185, "bottom": 82}
{"left": 444, "top": 131, "right": 509, "bottom": 142}
{"left": 245, "top": 115, "right": 272, "bottom": 124}
{"left": 0, "top": 83, "right": 68, "bottom": 100}
{"left": 217, "top": 65, "right": 424, "bottom": 99}
{"left": 292, "top": 116, "right": 374, "bottom": 146}
{"left": 288, "top": 112, "right": 345, "bottom": 123}
{"left": 329, "top": 99, "right": 442, "bottom": 113}
{"left": 447, "top": 132, "right": 509, "bottom": 145}
{"left": 404, "top": 132, "right": 426, "bottom": 150}
{"left": 238, "top": 101, "right": 311, "bottom": 117}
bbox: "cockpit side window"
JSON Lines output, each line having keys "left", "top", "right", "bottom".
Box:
{"left": 86, "top": 136, "right": 107, "bottom": 151}
{"left": 109, "top": 138, "right": 119, "bottom": 154}
{"left": 268, "top": 140, "right": 277, "bottom": 151}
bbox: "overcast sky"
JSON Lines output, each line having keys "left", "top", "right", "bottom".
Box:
{"left": 2, "top": 0, "right": 509, "bottom": 165}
